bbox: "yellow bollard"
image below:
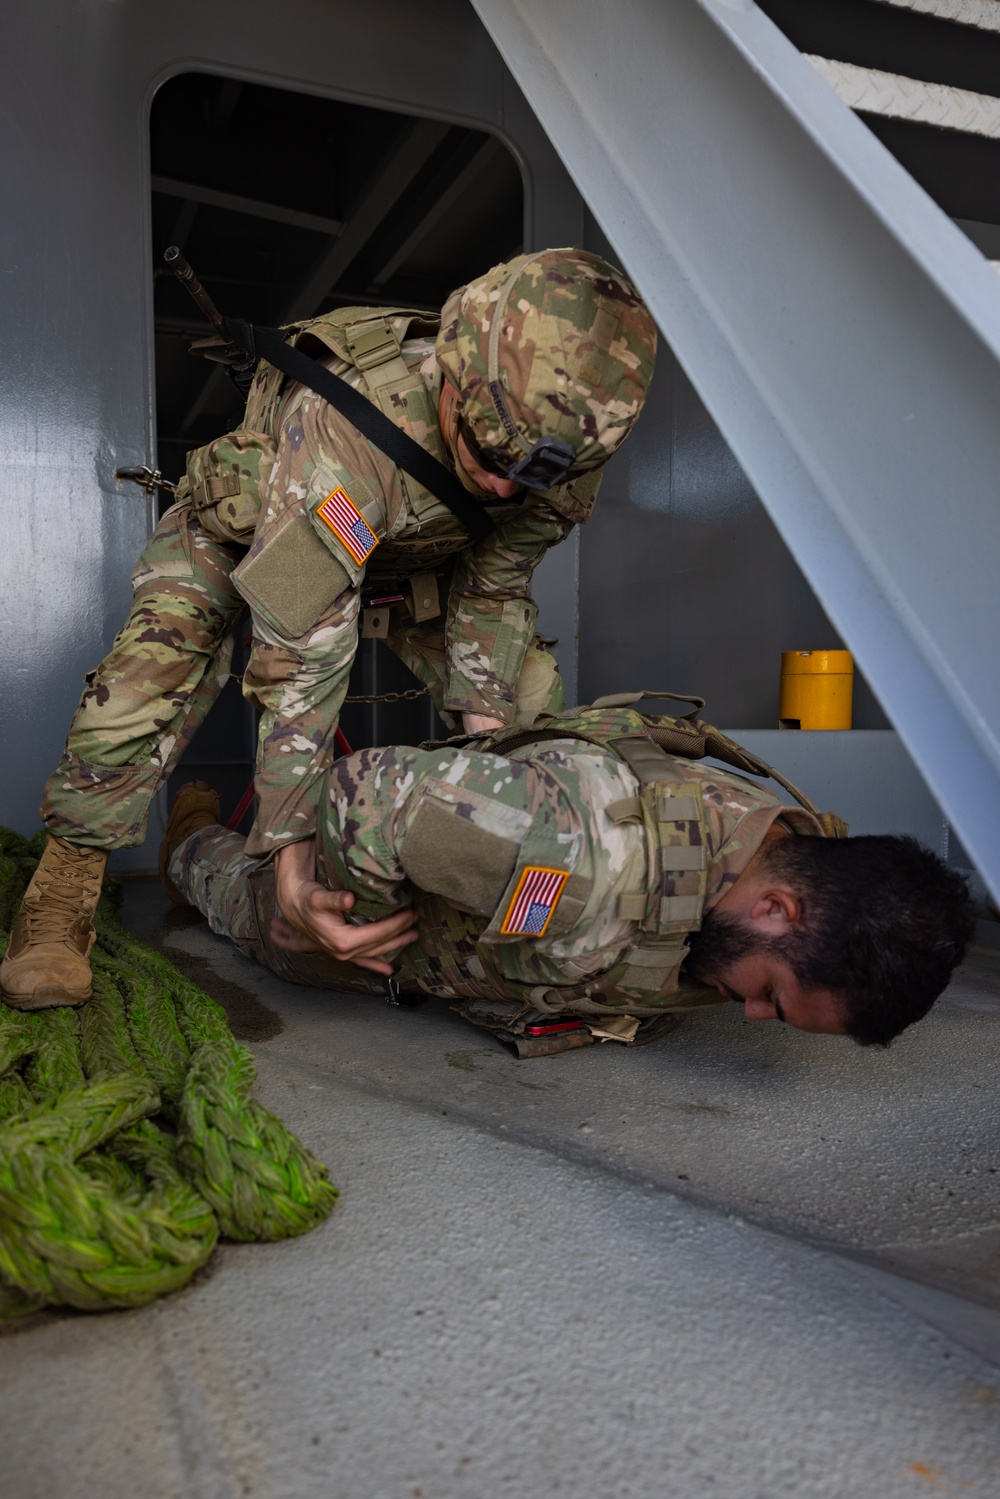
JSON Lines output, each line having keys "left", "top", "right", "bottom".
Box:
{"left": 779, "top": 650, "right": 853, "bottom": 730}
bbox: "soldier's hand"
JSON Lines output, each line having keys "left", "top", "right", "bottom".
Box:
{"left": 272, "top": 839, "right": 419, "bottom": 974}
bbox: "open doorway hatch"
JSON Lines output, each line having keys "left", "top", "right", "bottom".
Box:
{"left": 149, "top": 72, "right": 524, "bottom": 824}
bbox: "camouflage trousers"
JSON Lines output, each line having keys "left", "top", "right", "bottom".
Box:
{"left": 169, "top": 740, "right": 648, "bottom": 1005}
{"left": 41, "top": 502, "right": 562, "bottom": 854}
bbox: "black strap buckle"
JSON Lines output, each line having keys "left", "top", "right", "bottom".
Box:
{"left": 460, "top": 417, "right": 576, "bottom": 492}
{"left": 507, "top": 437, "right": 576, "bottom": 490}
{"left": 385, "top": 976, "right": 427, "bottom": 1009}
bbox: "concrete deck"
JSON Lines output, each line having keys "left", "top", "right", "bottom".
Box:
{"left": 3, "top": 880, "right": 999, "bottom": 1498}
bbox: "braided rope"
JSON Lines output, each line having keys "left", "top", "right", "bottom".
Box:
{"left": 0, "top": 829, "right": 337, "bottom": 1317}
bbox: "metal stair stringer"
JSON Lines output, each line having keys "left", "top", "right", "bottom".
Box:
{"left": 472, "top": 0, "right": 1000, "bottom": 898}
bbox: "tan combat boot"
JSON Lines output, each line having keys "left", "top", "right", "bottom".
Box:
{"left": 158, "top": 781, "right": 221, "bottom": 906}
{"left": 1, "top": 837, "right": 108, "bottom": 1009}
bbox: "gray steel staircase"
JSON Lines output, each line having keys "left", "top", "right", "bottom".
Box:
{"left": 472, "top": 0, "right": 1000, "bottom": 899}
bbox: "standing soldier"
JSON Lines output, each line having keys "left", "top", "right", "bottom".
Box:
{"left": 2, "top": 249, "right": 657, "bottom": 1009}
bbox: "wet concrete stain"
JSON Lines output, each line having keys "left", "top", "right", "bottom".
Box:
{"left": 445, "top": 1050, "right": 481, "bottom": 1072}
{"left": 675, "top": 1099, "right": 732, "bottom": 1118}
{"left": 161, "top": 944, "right": 284, "bottom": 1043}
{"left": 160, "top": 905, "right": 207, "bottom": 936}
{"left": 140, "top": 909, "right": 284, "bottom": 1044}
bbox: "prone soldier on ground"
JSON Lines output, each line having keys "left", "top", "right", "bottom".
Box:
{"left": 2, "top": 249, "right": 657, "bottom": 1011}
{"left": 154, "top": 698, "right": 974, "bottom": 1054}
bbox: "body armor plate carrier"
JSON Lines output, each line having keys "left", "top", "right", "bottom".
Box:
{"left": 435, "top": 692, "right": 846, "bottom": 1057}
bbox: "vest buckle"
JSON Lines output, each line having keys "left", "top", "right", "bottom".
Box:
{"left": 344, "top": 318, "right": 401, "bottom": 372}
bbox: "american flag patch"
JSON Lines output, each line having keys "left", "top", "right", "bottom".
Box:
{"left": 500, "top": 865, "right": 569, "bottom": 937}
{"left": 316, "top": 486, "right": 379, "bottom": 565}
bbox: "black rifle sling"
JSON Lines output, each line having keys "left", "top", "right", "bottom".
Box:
{"left": 227, "top": 319, "right": 495, "bottom": 543}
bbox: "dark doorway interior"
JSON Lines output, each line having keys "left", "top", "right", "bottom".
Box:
{"left": 149, "top": 72, "right": 523, "bottom": 828}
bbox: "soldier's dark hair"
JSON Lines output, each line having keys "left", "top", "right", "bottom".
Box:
{"left": 758, "top": 834, "right": 975, "bottom": 1046}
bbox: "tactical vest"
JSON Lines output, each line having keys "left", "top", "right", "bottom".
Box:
{"left": 422, "top": 694, "right": 846, "bottom": 1056}
{"left": 174, "top": 307, "right": 596, "bottom": 549}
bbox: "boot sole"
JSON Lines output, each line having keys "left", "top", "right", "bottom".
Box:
{"left": 1, "top": 981, "right": 92, "bottom": 1011}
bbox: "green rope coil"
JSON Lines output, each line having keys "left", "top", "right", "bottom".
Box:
{"left": 0, "top": 828, "right": 337, "bottom": 1318}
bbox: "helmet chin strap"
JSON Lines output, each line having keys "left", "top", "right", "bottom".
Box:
{"left": 438, "top": 380, "right": 503, "bottom": 496}
{"left": 480, "top": 267, "right": 580, "bottom": 488}
{"left": 437, "top": 379, "right": 458, "bottom": 452}
{"left": 485, "top": 254, "right": 536, "bottom": 458}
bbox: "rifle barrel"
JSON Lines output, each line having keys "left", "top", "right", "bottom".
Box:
{"left": 163, "top": 245, "right": 232, "bottom": 344}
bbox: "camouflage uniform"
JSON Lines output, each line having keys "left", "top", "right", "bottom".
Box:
{"left": 42, "top": 251, "right": 655, "bottom": 859}
{"left": 170, "top": 709, "right": 822, "bottom": 1026}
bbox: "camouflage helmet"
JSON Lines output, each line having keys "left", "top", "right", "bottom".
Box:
{"left": 436, "top": 248, "right": 656, "bottom": 490}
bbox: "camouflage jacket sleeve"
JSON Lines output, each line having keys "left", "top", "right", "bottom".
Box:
{"left": 233, "top": 389, "right": 399, "bottom": 857}
{"left": 239, "top": 593, "right": 360, "bottom": 859}
{"left": 442, "top": 501, "right": 575, "bottom": 721}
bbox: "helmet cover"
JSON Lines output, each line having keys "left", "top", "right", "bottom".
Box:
{"left": 436, "top": 248, "right": 657, "bottom": 482}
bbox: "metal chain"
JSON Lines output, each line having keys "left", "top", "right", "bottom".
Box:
{"left": 343, "top": 686, "right": 430, "bottom": 704}
{"left": 227, "top": 677, "right": 429, "bottom": 705}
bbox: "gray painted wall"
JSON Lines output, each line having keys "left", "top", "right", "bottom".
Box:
{"left": 577, "top": 217, "right": 888, "bottom": 731}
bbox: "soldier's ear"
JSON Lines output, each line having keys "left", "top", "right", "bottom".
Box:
{"left": 748, "top": 886, "right": 801, "bottom": 933}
